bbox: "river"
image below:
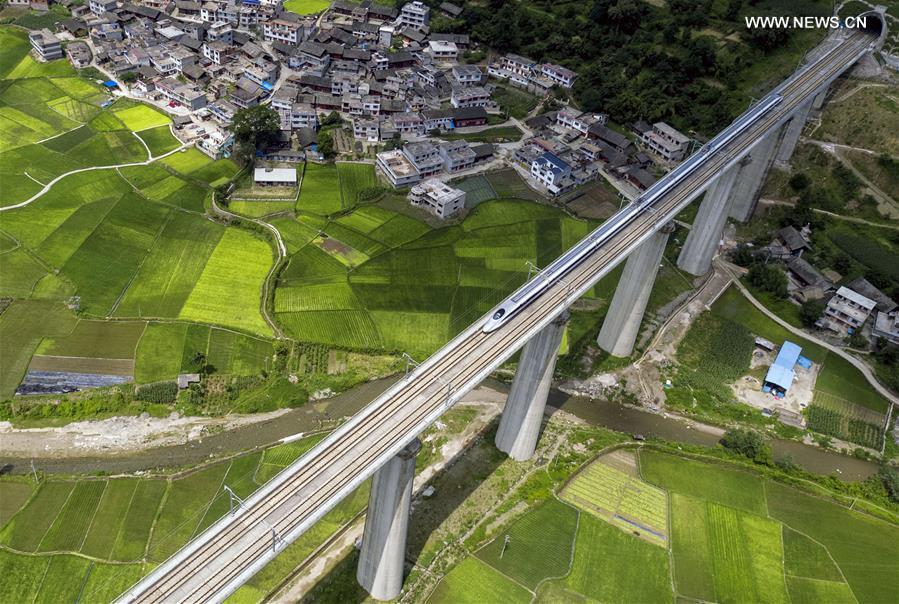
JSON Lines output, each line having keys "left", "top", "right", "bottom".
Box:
{"left": 2, "top": 377, "right": 880, "bottom": 481}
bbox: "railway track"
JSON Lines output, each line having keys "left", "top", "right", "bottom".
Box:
{"left": 118, "top": 29, "right": 876, "bottom": 604}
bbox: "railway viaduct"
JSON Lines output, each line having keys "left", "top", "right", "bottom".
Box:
{"left": 117, "top": 12, "right": 887, "bottom": 604}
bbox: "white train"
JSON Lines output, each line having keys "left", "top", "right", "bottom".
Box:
{"left": 483, "top": 93, "right": 783, "bottom": 333}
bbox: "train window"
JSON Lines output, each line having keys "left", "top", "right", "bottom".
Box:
{"left": 492, "top": 309, "right": 505, "bottom": 320}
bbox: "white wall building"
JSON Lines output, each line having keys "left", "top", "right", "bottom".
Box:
{"left": 409, "top": 179, "right": 466, "bottom": 218}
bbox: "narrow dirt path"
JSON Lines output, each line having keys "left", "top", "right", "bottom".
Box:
{"left": 0, "top": 143, "right": 189, "bottom": 212}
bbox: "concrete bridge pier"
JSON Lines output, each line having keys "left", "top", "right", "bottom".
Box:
{"left": 596, "top": 223, "right": 675, "bottom": 357}
{"left": 727, "top": 126, "right": 784, "bottom": 222}
{"left": 775, "top": 99, "right": 814, "bottom": 166}
{"left": 495, "top": 311, "right": 569, "bottom": 461}
{"left": 677, "top": 164, "right": 740, "bottom": 276}
{"left": 356, "top": 438, "right": 421, "bottom": 601}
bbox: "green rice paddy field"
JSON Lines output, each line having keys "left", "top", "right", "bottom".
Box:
{"left": 0, "top": 434, "right": 369, "bottom": 604}
{"left": 431, "top": 449, "right": 899, "bottom": 604}
{"left": 276, "top": 163, "right": 608, "bottom": 357}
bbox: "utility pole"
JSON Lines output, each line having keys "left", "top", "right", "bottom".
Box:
{"left": 500, "top": 534, "right": 511, "bottom": 558}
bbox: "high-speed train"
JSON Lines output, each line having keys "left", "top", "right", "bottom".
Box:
{"left": 482, "top": 93, "right": 784, "bottom": 333}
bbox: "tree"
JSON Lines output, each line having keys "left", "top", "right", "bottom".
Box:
{"left": 320, "top": 111, "right": 343, "bottom": 127}
{"left": 799, "top": 299, "right": 825, "bottom": 328}
{"left": 730, "top": 245, "right": 756, "bottom": 267}
{"left": 119, "top": 71, "right": 138, "bottom": 84}
{"left": 880, "top": 466, "right": 899, "bottom": 504}
{"left": 317, "top": 130, "right": 335, "bottom": 159}
{"left": 788, "top": 172, "right": 810, "bottom": 192}
{"left": 747, "top": 263, "right": 788, "bottom": 299}
{"left": 720, "top": 428, "right": 772, "bottom": 464}
{"left": 229, "top": 106, "right": 280, "bottom": 161}
{"left": 832, "top": 253, "right": 852, "bottom": 274}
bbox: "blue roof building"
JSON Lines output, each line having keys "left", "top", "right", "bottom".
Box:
{"left": 764, "top": 341, "right": 802, "bottom": 395}
{"left": 530, "top": 151, "right": 572, "bottom": 195}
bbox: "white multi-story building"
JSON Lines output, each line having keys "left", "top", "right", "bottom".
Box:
{"left": 28, "top": 29, "right": 62, "bottom": 60}
{"left": 376, "top": 149, "right": 420, "bottom": 187}
{"left": 399, "top": 1, "right": 429, "bottom": 29}
{"left": 202, "top": 41, "right": 231, "bottom": 65}
{"left": 403, "top": 141, "right": 442, "bottom": 178}
{"left": 409, "top": 179, "right": 466, "bottom": 218}
{"left": 353, "top": 118, "right": 380, "bottom": 142}
{"left": 427, "top": 40, "right": 458, "bottom": 61}
{"left": 531, "top": 151, "right": 571, "bottom": 195}
{"left": 540, "top": 63, "right": 577, "bottom": 88}
{"left": 639, "top": 121, "right": 690, "bottom": 162}
{"left": 818, "top": 286, "right": 877, "bottom": 335}
{"left": 263, "top": 18, "right": 301, "bottom": 45}
{"left": 89, "top": 0, "right": 117, "bottom": 15}
{"left": 451, "top": 64, "right": 482, "bottom": 86}
{"left": 439, "top": 140, "right": 475, "bottom": 172}
{"left": 450, "top": 86, "right": 490, "bottom": 108}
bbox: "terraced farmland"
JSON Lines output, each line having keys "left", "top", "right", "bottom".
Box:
{"left": 0, "top": 434, "right": 374, "bottom": 603}
{"left": 275, "top": 199, "right": 601, "bottom": 356}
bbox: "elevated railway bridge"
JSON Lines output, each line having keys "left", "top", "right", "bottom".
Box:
{"left": 118, "top": 14, "right": 886, "bottom": 604}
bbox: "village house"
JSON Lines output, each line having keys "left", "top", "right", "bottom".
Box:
{"left": 818, "top": 286, "right": 877, "bottom": 335}
{"left": 399, "top": 1, "right": 430, "bottom": 30}
{"left": 409, "top": 179, "right": 466, "bottom": 218}
{"left": 29, "top": 29, "right": 63, "bottom": 61}
{"left": 439, "top": 139, "right": 476, "bottom": 172}
{"left": 531, "top": 151, "right": 572, "bottom": 196}
{"left": 639, "top": 121, "right": 690, "bottom": 162}
{"left": 376, "top": 148, "right": 421, "bottom": 187}
{"left": 450, "top": 86, "right": 490, "bottom": 108}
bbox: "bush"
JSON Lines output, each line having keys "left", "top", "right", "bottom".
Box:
{"left": 134, "top": 381, "right": 178, "bottom": 404}
{"left": 788, "top": 173, "right": 811, "bottom": 191}
{"left": 799, "top": 299, "right": 825, "bottom": 328}
{"left": 720, "top": 428, "right": 772, "bottom": 464}
{"left": 747, "top": 263, "right": 788, "bottom": 299}
{"left": 880, "top": 466, "right": 899, "bottom": 504}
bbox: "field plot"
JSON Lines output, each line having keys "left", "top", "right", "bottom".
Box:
{"left": 39, "top": 480, "right": 107, "bottom": 552}
{"left": 454, "top": 175, "right": 498, "bottom": 206}
{"left": 297, "top": 162, "right": 343, "bottom": 215}
{"left": 561, "top": 451, "right": 668, "bottom": 546}
{"left": 0, "top": 301, "right": 78, "bottom": 397}
{"left": 160, "top": 147, "right": 212, "bottom": 174}
{"left": 0, "top": 248, "right": 48, "bottom": 298}
{"left": 148, "top": 462, "right": 229, "bottom": 561}
{"left": 229, "top": 200, "right": 295, "bottom": 218}
{"left": 540, "top": 512, "right": 673, "bottom": 603}
{"left": 806, "top": 393, "right": 883, "bottom": 449}
{"left": 639, "top": 450, "right": 767, "bottom": 515}
{"left": 112, "top": 103, "right": 171, "bottom": 132}
{"left": 283, "top": 0, "right": 330, "bottom": 14}
{"left": 485, "top": 168, "right": 542, "bottom": 200}
{"left": 61, "top": 191, "right": 170, "bottom": 315}
{"left": 670, "top": 493, "right": 717, "bottom": 601}
{"left": 766, "top": 480, "right": 899, "bottom": 603}
{"left": 0, "top": 481, "right": 33, "bottom": 526}
{"left": 475, "top": 500, "right": 578, "bottom": 589}
{"left": 336, "top": 161, "right": 377, "bottom": 206}
{"left": 430, "top": 558, "right": 531, "bottom": 604}
{"left": 37, "top": 319, "right": 145, "bottom": 359}
{"left": 135, "top": 124, "right": 180, "bottom": 156}
{"left": 0, "top": 480, "right": 74, "bottom": 552}
{"left": 116, "top": 212, "right": 225, "bottom": 318}
{"left": 179, "top": 229, "right": 274, "bottom": 336}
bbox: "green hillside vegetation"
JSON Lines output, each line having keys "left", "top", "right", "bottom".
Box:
{"left": 449, "top": 0, "right": 833, "bottom": 136}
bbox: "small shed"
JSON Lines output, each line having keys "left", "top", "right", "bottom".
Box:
{"left": 763, "top": 341, "right": 802, "bottom": 397}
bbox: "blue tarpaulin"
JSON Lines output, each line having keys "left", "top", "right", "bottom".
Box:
{"left": 102, "top": 80, "right": 118, "bottom": 88}
{"left": 262, "top": 81, "right": 274, "bottom": 91}
{"left": 764, "top": 341, "right": 802, "bottom": 392}
{"left": 797, "top": 356, "right": 813, "bottom": 369}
